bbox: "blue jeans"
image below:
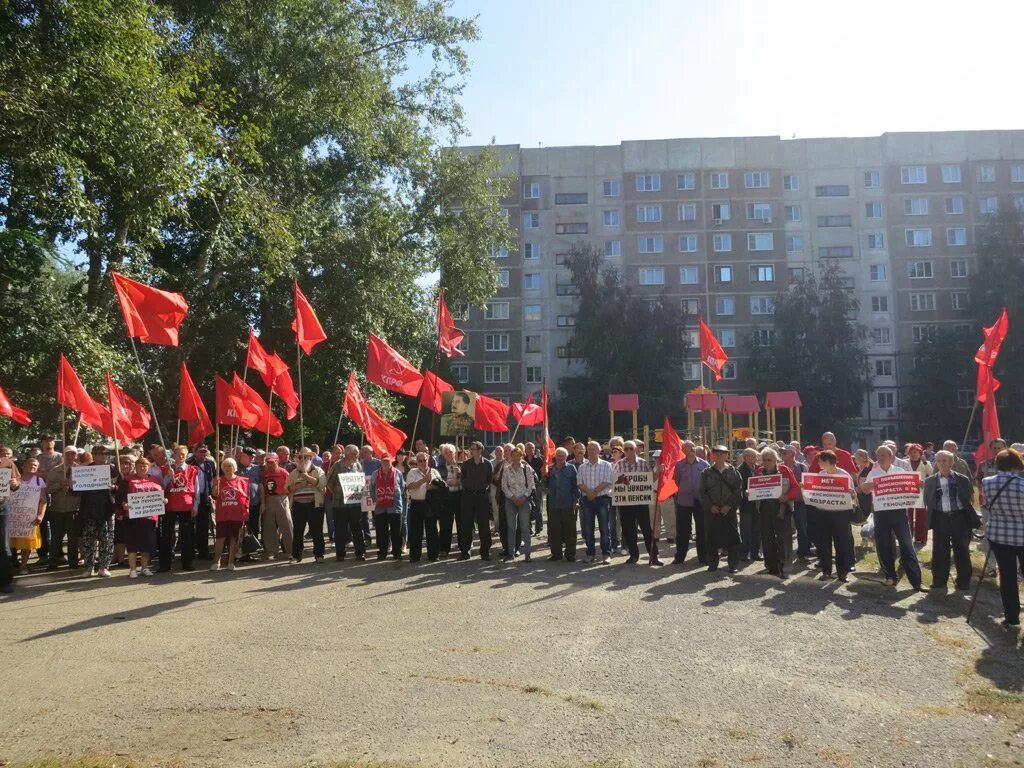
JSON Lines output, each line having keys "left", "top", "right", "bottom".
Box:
{"left": 580, "top": 496, "right": 612, "bottom": 557}
{"left": 505, "top": 499, "right": 532, "bottom": 555}
{"left": 874, "top": 508, "right": 922, "bottom": 587}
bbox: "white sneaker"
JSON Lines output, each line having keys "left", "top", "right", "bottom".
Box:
{"left": 141, "top": 567, "right": 154, "bottom": 577}
{"left": 602, "top": 555, "right": 612, "bottom": 565}
{"left": 210, "top": 562, "right": 221, "bottom": 571}
{"left": 98, "top": 568, "right": 112, "bottom": 578}
{"left": 129, "top": 569, "right": 138, "bottom": 579}
{"left": 228, "top": 562, "right": 236, "bottom": 571}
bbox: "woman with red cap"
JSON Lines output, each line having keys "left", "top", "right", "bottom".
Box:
{"left": 905, "top": 443, "right": 933, "bottom": 547}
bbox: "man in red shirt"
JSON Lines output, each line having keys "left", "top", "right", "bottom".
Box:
{"left": 259, "top": 454, "right": 293, "bottom": 559}
{"left": 808, "top": 432, "right": 858, "bottom": 475}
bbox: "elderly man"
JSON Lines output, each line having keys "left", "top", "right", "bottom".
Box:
{"left": 699, "top": 445, "right": 743, "bottom": 574}
{"left": 275, "top": 445, "right": 297, "bottom": 473}
{"left": 941, "top": 441, "right": 971, "bottom": 479}
{"left": 975, "top": 438, "right": 1006, "bottom": 486}
{"left": 326, "top": 444, "right": 366, "bottom": 561}
{"left": 545, "top": 447, "right": 578, "bottom": 562}
{"left": 236, "top": 447, "right": 262, "bottom": 554}
{"left": 923, "top": 450, "right": 976, "bottom": 591}
{"left": 737, "top": 448, "right": 761, "bottom": 563}
{"left": 808, "top": 432, "right": 858, "bottom": 475}
{"left": 434, "top": 443, "right": 459, "bottom": 557}
{"left": 260, "top": 454, "right": 293, "bottom": 559}
{"left": 287, "top": 448, "right": 328, "bottom": 563}
{"left": 187, "top": 444, "right": 216, "bottom": 560}
{"left": 458, "top": 442, "right": 493, "bottom": 561}
{"left": 613, "top": 441, "right": 662, "bottom": 565}
{"left": 672, "top": 440, "right": 709, "bottom": 566}
{"left": 860, "top": 445, "right": 923, "bottom": 590}
{"left": 44, "top": 445, "right": 81, "bottom": 570}
{"left": 578, "top": 440, "right": 614, "bottom": 564}
{"left": 370, "top": 452, "right": 406, "bottom": 560}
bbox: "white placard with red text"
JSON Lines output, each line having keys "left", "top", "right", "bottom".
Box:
{"left": 8, "top": 485, "right": 41, "bottom": 538}
{"left": 802, "top": 473, "right": 853, "bottom": 510}
{"left": 872, "top": 473, "right": 924, "bottom": 511}
{"left": 747, "top": 474, "right": 782, "bottom": 501}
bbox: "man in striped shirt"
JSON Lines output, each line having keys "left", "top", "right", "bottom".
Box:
{"left": 612, "top": 441, "right": 663, "bottom": 566}
{"left": 578, "top": 440, "right": 614, "bottom": 564}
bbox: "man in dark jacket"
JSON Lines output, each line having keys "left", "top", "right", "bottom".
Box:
{"left": 699, "top": 446, "right": 743, "bottom": 574}
{"left": 923, "top": 450, "right": 976, "bottom": 590}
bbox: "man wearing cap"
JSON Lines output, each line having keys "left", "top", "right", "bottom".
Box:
{"left": 673, "top": 440, "right": 709, "bottom": 566}
{"left": 369, "top": 452, "right": 406, "bottom": 560}
{"left": 260, "top": 453, "right": 293, "bottom": 559}
{"left": 236, "top": 447, "right": 262, "bottom": 559}
{"left": 187, "top": 444, "right": 216, "bottom": 560}
{"left": 612, "top": 441, "right": 662, "bottom": 566}
{"left": 287, "top": 448, "right": 328, "bottom": 563}
{"left": 699, "top": 445, "right": 743, "bottom": 574}
{"left": 327, "top": 444, "right": 366, "bottom": 561}
{"left": 159, "top": 444, "right": 199, "bottom": 572}
{"left": 45, "top": 446, "right": 81, "bottom": 570}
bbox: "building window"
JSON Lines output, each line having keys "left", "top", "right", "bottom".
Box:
{"left": 635, "top": 174, "right": 661, "bottom": 192}
{"left": 524, "top": 304, "right": 542, "bottom": 322}
{"left": 747, "top": 232, "right": 774, "bottom": 251}
{"left": 604, "top": 240, "right": 621, "bottom": 257}
{"left": 904, "top": 198, "right": 929, "bottom": 215}
{"left": 556, "top": 315, "right": 576, "bottom": 327}
{"left": 785, "top": 205, "right": 801, "bottom": 222}
{"left": 554, "top": 192, "right": 588, "bottom": 205}
{"left": 711, "top": 202, "right": 731, "bottom": 221}
{"left": 679, "top": 266, "right": 699, "bottom": 285}
{"left": 715, "top": 265, "right": 733, "bottom": 283}
{"left": 870, "top": 264, "right": 887, "bottom": 282}
{"left": 871, "top": 295, "right": 889, "bottom": 312}
{"left": 1016, "top": 196, "right": 1024, "bottom": 211}
{"left": 947, "top": 227, "right": 967, "bottom": 246}
{"left": 637, "top": 236, "right": 664, "bottom": 254}
{"left": 484, "top": 365, "right": 510, "bottom": 384}
{"left": 979, "top": 197, "right": 998, "bottom": 215}
{"left": 864, "top": 170, "right": 880, "bottom": 188}
{"left": 526, "top": 366, "right": 542, "bottom": 384}
{"left": 951, "top": 291, "right": 969, "bottom": 310}
{"left": 819, "top": 246, "right": 854, "bottom": 258}
{"left": 910, "top": 292, "right": 936, "bottom": 312}
{"left": 497, "top": 270, "right": 510, "bottom": 288}
{"left": 907, "top": 260, "right": 933, "bottom": 279}
{"left": 523, "top": 212, "right": 540, "bottom": 229}
{"left": 877, "top": 391, "right": 896, "bottom": 409}
{"left": 945, "top": 196, "right": 964, "bottom": 214}
{"left": 523, "top": 243, "right": 540, "bottom": 259}
{"left": 941, "top": 165, "right": 961, "bottom": 183}
{"left": 912, "top": 325, "right": 937, "bottom": 343}
{"left": 680, "top": 298, "right": 700, "bottom": 315}
{"left": 816, "top": 184, "right": 850, "bottom": 197}
{"left": 450, "top": 365, "right": 469, "bottom": 384}
{"left": 750, "top": 265, "right": 775, "bottom": 282}
{"left": 716, "top": 296, "right": 735, "bottom": 316}
{"left": 752, "top": 328, "right": 776, "bottom": 346}
{"left": 713, "top": 233, "right": 732, "bottom": 252}
{"left": 556, "top": 345, "right": 578, "bottom": 359}
{"left": 555, "top": 222, "right": 588, "bottom": 235}
{"left": 719, "top": 329, "right": 736, "bottom": 347}
{"left": 872, "top": 327, "right": 892, "bottom": 345}
{"left": 678, "top": 203, "right": 697, "bottom": 221}
{"left": 865, "top": 202, "right": 883, "bottom": 219}
{"left": 901, "top": 166, "right": 927, "bottom": 184}
{"left": 788, "top": 267, "right": 805, "bottom": 283}
{"left": 602, "top": 179, "right": 620, "bottom": 197}
{"left": 682, "top": 362, "right": 701, "bottom": 380}
{"left": 491, "top": 246, "right": 509, "bottom": 258}
{"left": 784, "top": 174, "right": 800, "bottom": 191}
{"left": 817, "top": 215, "right": 852, "bottom": 227}
{"left": 950, "top": 259, "right": 968, "bottom": 278}
{"left": 485, "top": 333, "right": 510, "bottom": 352}
{"left": 485, "top": 301, "right": 510, "bottom": 320}
{"left": 750, "top": 295, "right": 775, "bottom": 315}
{"left": 867, "top": 233, "right": 885, "bottom": 250}
{"left": 721, "top": 361, "right": 737, "bottom": 380}
{"left": 744, "top": 171, "right": 770, "bottom": 189}
{"left": 523, "top": 273, "right": 540, "bottom": 290}
{"left": 523, "top": 182, "right": 540, "bottom": 199}
{"left": 747, "top": 203, "right": 772, "bottom": 221}
{"left": 677, "top": 173, "right": 695, "bottom": 191}
{"left": 709, "top": 172, "right": 729, "bottom": 189}
{"left": 875, "top": 359, "right": 894, "bottom": 377}
{"left": 602, "top": 209, "right": 621, "bottom": 227}
{"left": 679, "top": 234, "right": 698, "bottom": 252}
{"left": 637, "top": 205, "right": 662, "bottom": 223}
{"left": 905, "top": 228, "right": 932, "bottom": 247}
{"left": 525, "top": 335, "right": 541, "bottom": 353}
{"left": 976, "top": 165, "right": 996, "bottom": 183}
{"left": 1013, "top": 165, "right": 1024, "bottom": 183}
{"left": 555, "top": 283, "right": 580, "bottom": 296}
{"left": 639, "top": 267, "right": 665, "bottom": 286}
{"left": 786, "top": 235, "right": 803, "bottom": 253}
{"left": 451, "top": 301, "right": 469, "bottom": 320}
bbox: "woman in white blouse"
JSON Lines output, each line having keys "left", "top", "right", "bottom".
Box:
{"left": 406, "top": 452, "right": 442, "bottom": 562}
{"left": 500, "top": 445, "right": 536, "bottom": 562}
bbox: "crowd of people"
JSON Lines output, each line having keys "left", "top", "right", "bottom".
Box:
{"left": 0, "top": 431, "right": 1022, "bottom": 630}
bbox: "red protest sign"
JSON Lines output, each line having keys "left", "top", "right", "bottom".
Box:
{"left": 802, "top": 473, "right": 853, "bottom": 510}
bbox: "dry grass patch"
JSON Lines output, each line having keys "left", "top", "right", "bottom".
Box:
{"left": 923, "top": 626, "right": 972, "bottom": 650}
{"left": 966, "top": 687, "right": 1024, "bottom": 719}
{"left": 781, "top": 731, "right": 804, "bottom": 750}
{"left": 916, "top": 703, "right": 957, "bottom": 716}
{"left": 816, "top": 747, "right": 854, "bottom": 768}
{"left": 727, "top": 726, "right": 753, "bottom": 740}
{"left": 6, "top": 758, "right": 184, "bottom": 768}
{"left": 410, "top": 673, "right": 604, "bottom": 712}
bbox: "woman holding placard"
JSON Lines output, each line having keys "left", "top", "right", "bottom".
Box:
{"left": 122, "top": 457, "right": 163, "bottom": 578}
{"left": 211, "top": 458, "right": 250, "bottom": 571}
{"left": 10, "top": 456, "right": 43, "bottom": 577}
{"left": 814, "top": 450, "right": 858, "bottom": 583}
{"left": 753, "top": 448, "right": 800, "bottom": 579}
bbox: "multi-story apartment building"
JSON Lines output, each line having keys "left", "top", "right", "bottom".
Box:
{"left": 454, "top": 131, "right": 1024, "bottom": 444}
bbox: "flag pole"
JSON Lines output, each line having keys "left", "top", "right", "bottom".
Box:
{"left": 265, "top": 389, "right": 274, "bottom": 455}
{"left": 175, "top": 420, "right": 181, "bottom": 446}
{"left": 127, "top": 335, "right": 166, "bottom": 448}
{"left": 332, "top": 401, "right": 345, "bottom": 447}
{"left": 960, "top": 399, "right": 980, "bottom": 453}
{"left": 61, "top": 404, "right": 66, "bottom": 452}
{"left": 233, "top": 330, "right": 252, "bottom": 450}
{"left": 296, "top": 337, "right": 305, "bottom": 449}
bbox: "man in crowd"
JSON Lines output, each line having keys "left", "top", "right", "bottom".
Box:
{"left": 458, "top": 441, "right": 492, "bottom": 560}
{"left": 260, "top": 453, "right": 293, "bottom": 560}
{"left": 672, "top": 440, "right": 708, "bottom": 567}
{"left": 524, "top": 442, "right": 544, "bottom": 535}
{"left": 578, "top": 440, "right": 614, "bottom": 565}
{"left": 276, "top": 445, "right": 297, "bottom": 473}
{"left": 976, "top": 438, "right": 1007, "bottom": 486}
{"left": 860, "top": 445, "right": 923, "bottom": 591}
{"left": 783, "top": 445, "right": 811, "bottom": 560}
{"left": 737, "top": 448, "right": 760, "bottom": 562}
{"left": 327, "top": 444, "right": 366, "bottom": 561}
{"left": 570, "top": 442, "right": 586, "bottom": 468}
{"left": 545, "top": 447, "right": 578, "bottom": 562}
{"left": 236, "top": 447, "right": 262, "bottom": 559}
{"left": 699, "top": 445, "right": 743, "bottom": 574}
{"left": 941, "top": 440, "right": 972, "bottom": 479}
{"left": 612, "top": 441, "right": 661, "bottom": 566}
{"left": 360, "top": 445, "right": 380, "bottom": 548}
{"left": 187, "top": 444, "right": 216, "bottom": 560}
{"left": 159, "top": 444, "right": 199, "bottom": 572}
{"left": 923, "top": 450, "right": 975, "bottom": 591}
{"left": 45, "top": 445, "right": 81, "bottom": 570}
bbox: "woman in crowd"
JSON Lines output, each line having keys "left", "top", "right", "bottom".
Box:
{"left": 0, "top": 446, "right": 21, "bottom": 592}
{"left": 815, "top": 450, "right": 858, "bottom": 582}
{"left": 122, "top": 456, "right": 163, "bottom": 578}
{"left": 500, "top": 445, "right": 535, "bottom": 562}
{"left": 369, "top": 452, "right": 406, "bottom": 560}
{"left": 405, "top": 452, "right": 443, "bottom": 562}
{"left": 754, "top": 447, "right": 800, "bottom": 578}
{"left": 9, "top": 455, "right": 39, "bottom": 576}
{"left": 906, "top": 443, "right": 933, "bottom": 547}
{"left": 75, "top": 450, "right": 116, "bottom": 577}
{"left": 212, "top": 457, "right": 250, "bottom": 571}
{"left": 437, "top": 444, "right": 461, "bottom": 557}
{"left": 981, "top": 449, "right": 1024, "bottom": 629}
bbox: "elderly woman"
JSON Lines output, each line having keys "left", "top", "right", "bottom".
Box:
{"left": 212, "top": 457, "right": 250, "bottom": 571}
{"left": 0, "top": 445, "right": 23, "bottom": 591}
{"left": 11, "top": 457, "right": 45, "bottom": 576}
{"left": 121, "top": 457, "right": 163, "bottom": 579}
{"left": 815, "top": 450, "right": 858, "bottom": 582}
{"left": 74, "top": 451, "right": 117, "bottom": 578}
{"left": 501, "top": 445, "right": 536, "bottom": 562}
{"left": 754, "top": 448, "right": 800, "bottom": 578}
{"left": 981, "top": 449, "right": 1024, "bottom": 628}
{"left": 906, "top": 443, "right": 933, "bottom": 547}
{"left": 405, "top": 452, "right": 443, "bottom": 563}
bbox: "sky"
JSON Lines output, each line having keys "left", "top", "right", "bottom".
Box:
{"left": 448, "top": 0, "right": 1024, "bottom": 148}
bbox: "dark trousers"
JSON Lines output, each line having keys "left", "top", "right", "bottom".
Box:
{"left": 739, "top": 505, "right": 760, "bottom": 559}
{"left": 194, "top": 497, "right": 212, "bottom": 558}
{"left": 336, "top": 505, "right": 365, "bottom": 559}
{"left": 291, "top": 502, "right": 325, "bottom": 560}
{"left": 159, "top": 511, "right": 194, "bottom": 570}
{"left": 704, "top": 509, "right": 739, "bottom": 571}
{"left": 439, "top": 491, "right": 460, "bottom": 555}
{"left": 459, "top": 490, "right": 492, "bottom": 557}
{"left": 619, "top": 505, "right": 654, "bottom": 560}
{"left": 818, "top": 511, "right": 855, "bottom": 577}
{"left": 806, "top": 505, "right": 822, "bottom": 557}
{"left": 247, "top": 504, "right": 261, "bottom": 538}
{"left": 759, "top": 507, "right": 792, "bottom": 575}
{"left": 373, "top": 512, "right": 402, "bottom": 558}
{"left": 989, "top": 540, "right": 1024, "bottom": 625}
{"left": 793, "top": 500, "right": 812, "bottom": 557}
{"left": 930, "top": 511, "right": 973, "bottom": 589}
{"left": 547, "top": 504, "right": 576, "bottom": 560}
{"left": 48, "top": 509, "right": 79, "bottom": 566}
{"left": 674, "top": 503, "right": 706, "bottom": 564}
{"left": 530, "top": 489, "right": 543, "bottom": 533}
{"left": 408, "top": 500, "right": 439, "bottom": 561}
{"left": 874, "top": 508, "right": 922, "bottom": 587}
{"left": 0, "top": 506, "right": 12, "bottom": 589}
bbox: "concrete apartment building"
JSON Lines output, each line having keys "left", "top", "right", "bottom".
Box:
{"left": 453, "top": 130, "right": 1024, "bottom": 444}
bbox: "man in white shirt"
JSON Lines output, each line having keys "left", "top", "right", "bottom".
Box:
{"left": 577, "top": 441, "right": 614, "bottom": 564}
{"left": 860, "top": 445, "right": 922, "bottom": 590}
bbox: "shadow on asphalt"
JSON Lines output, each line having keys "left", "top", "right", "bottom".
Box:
{"left": 19, "top": 596, "right": 214, "bottom": 641}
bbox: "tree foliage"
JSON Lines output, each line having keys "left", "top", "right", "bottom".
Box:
{"left": 746, "top": 263, "right": 869, "bottom": 442}
{"left": 899, "top": 329, "right": 975, "bottom": 443}
{"left": 0, "top": 0, "right": 513, "bottom": 446}
{"left": 555, "top": 242, "right": 690, "bottom": 440}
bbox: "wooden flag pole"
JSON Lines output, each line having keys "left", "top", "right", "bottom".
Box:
{"left": 265, "top": 389, "right": 274, "bottom": 455}
{"left": 332, "top": 402, "right": 345, "bottom": 447}
{"left": 127, "top": 335, "right": 166, "bottom": 448}
{"left": 71, "top": 415, "right": 82, "bottom": 447}
{"left": 296, "top": 337, "right": 305, "bottom": 449}
{"left": 60, "top": 404, "right": 66, "bottom": 452}
{"left": 175, "top": 420, "right": 181, "bottom": 446}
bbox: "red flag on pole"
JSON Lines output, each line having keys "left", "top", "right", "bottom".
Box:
{"left": 656, "top": 418, "right": 683, "bottom": 501}
{"left": 233, "top": 373, "right": 284, "bottom": 436}
{"left": 291, "top": 281, "right": 327, "bottom": 355}
{"left": 511, "top": 393, "right": 544, "bottom": 427}
{"left": 343, "top": 374, "right": 406, "bottom": 456}
{"left": 975, "top": 392, "right": 1003, "bottom": 467}
{"left": 105, "top": 373, "right": 152, "bottom": 442}
{"left": 343, "top": 373, "right": 372, "bottom": 427}
{"left": 976, "top": 364, "right": 1001, "bottom": 404}
{"left": 246, "top": 330, "right": 274, "bottom": 381}
{"left": 57, "top": 354, "right": 106, "bottom": 430}
{"left": 437, "top": 289, "right": 465, "bottom": 358}
{"left": 974, "top": 307, "right": 1009, "bottom": 367}
{"left": 419, "top": 370, "right": 453, "bottom": 414}
{"left": 178, "top": 363, "right": 213, "bottom": 446}
{"left": 0, "top": 385, "right": 31, "bottom": 426}
{"left": 267, "top": 352, "right": 299, "bottom": 420}
{"left": 541, "top": 384, "right": 555, "bottom": 472}
{"left": 111, "top": 271, "right": 189, "bottom": 347}
{"left": 215, "top": 375, "right": 260, "bottom": 428}
{"left": 699, "top": 316, "right": 728, "bottom": 381}
{"left": 366, "top": 333, "right": 424, "bottom": 396}
{"left": 473, "top": 394, "right": 510, "bottom": 432}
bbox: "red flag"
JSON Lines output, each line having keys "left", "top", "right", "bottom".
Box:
{"left": 215, "top": 375, "right": 260, "bottom": 428}
{"left": 246, "top": 330, "right": 274, "bottom": 382}
{"left": 541, "top": 384, "right": 555, "bottom": 471}
{"left": 233, "top": 374, "right": 284, "bottom": 436}
{"left": 343, "top": 374, "right": 406, "bottom": 456}
{"left": 656, "top": 418, "right": 683, "bottom": 502}
{"left": 292, "top": 281, "right": 327, "bottom": 355}
{"left": 512, "top": 393, "right": 544, "bottom": 427}
{"left": 56, "top": 354, "right": 106, "bottom": 430}
{"left": 105, "top": 373, "right": 152, "bottom": 442}
{"left": 473, "top": 393, "right": 510, "bottom": 432}
{"left": 976, "top": 364, "right": 1001, "bottom": 405}
{"left": 975, "top": 392, "right": 1003, "bottom": 467}
{"left": 419, "top": 370, "right": 453, "bottom": 414}
{"left": 437, "top": 289, "right": 465, "bottom": 358}
{"left": 267, "top": 352, "right": 299, "bottom": 420}
{"left": 343, "top": 373, "right": 372, "bottom": 427}
{"left": 111, "top": 271, "right": 188, "bottom": 347}
{"left": 178, "top": 363, "right": 213, "bottom": 446}
{"left": 366, "top": 333, "right": 424, "bottom": 396}
{"left": 0, "top": 385, "right": 31, "bottom": 426}
{"left": 699, "top": 316, "right": 728, "bottom": 381}
{"left": 974, "top": 308, "right": 1009, "bottom": 367}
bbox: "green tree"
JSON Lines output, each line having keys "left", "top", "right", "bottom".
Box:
{"left": 898, "top": 329, "right": 976, "bottom": 444}
{"left": 555, "top": 242, "right": 690, "bottom": 440}
{"left": 746, "top": 263, "right": 869, "bottom": 442}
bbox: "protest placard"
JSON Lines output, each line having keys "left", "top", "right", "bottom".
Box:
{"left": 72, "top": 464, "right": 112, "bottom": 492}
{"left": 338, "top": 472, "right": 367, "bottom": 505}
{"left": 0, "top": 467, "right": 11, "bottom": 500}
{"left": 802, "top": 473, "right": 853, "bottom": 510}
{"left": 128, "top": 490, "right": 166, "bottom": 519}
{"left": 361, "top": 476, "right": 376, "bottom": 513}
{"left": 872, "top": 473, "right": 924, "bottom": 511}
{"left": 612, "top": 471, "right": 655, "bottom": 505}
{"left": 747, "top": 474, "right": 782, "bottom": 501}
{"left": 8, "top": 485, "right": 41, "bottom": 538}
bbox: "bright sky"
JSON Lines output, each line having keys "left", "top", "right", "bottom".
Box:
{"left": 451, "top": 0, "right": 1024, "bottom": 148}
